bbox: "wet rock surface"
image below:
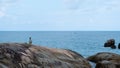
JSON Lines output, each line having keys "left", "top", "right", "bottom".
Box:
{"left": 0, "top": 43, "right": 91, "bottom": 68}
{"left": 87, "top": 52, "right": 120, "bottom": 68}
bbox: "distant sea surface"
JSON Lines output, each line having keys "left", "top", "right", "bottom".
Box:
{"left": 0, "top": 31, "right": 120, "bottom": 57}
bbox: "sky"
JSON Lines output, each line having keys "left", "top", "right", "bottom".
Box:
{"left": 0, "top": 0, "right": 120, "bottom": 31}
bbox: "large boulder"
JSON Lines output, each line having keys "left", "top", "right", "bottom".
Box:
{"left": 104, "top": 39, "right": 116, "bottom": 49}
{"left": 95, "top": 60, "right": 120, "bottom": 68}
{"left": 95, "top": 60, "right": 116, "bottom": 68}
{"left": 87, "top": 52, "right": 120, "bottom": 68}
{"left": 0, "top": 43, "right": 91, "bottom": 68}
{"left": 87, "top": 52, "right": 120, "bottom": 63}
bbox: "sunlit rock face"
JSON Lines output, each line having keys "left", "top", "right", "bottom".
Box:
{"left": 0, "top": 43, "right": 91, "bottom": 68}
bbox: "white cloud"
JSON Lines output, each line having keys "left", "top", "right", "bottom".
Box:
{"left": 63, "top": 0, "right": 82, "bottom": 9}
{"left": 0, "top": 0, "right": 18, "bottom": 18}
{"left": 63, "top": 0, "right": 120, "bottom": 12}
{"left": 0, "top": 11, "right": 5, "bottom": 17}
{"left": 64, "top": 0, "right": 80, "bottom": 4}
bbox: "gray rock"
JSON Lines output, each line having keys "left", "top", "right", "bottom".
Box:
{"left": 0, "top": 43, "right": 91, "bottom": 68}
{"left": 104, "top": 39, "right": 116, "bottom": 49}
{"left": 87, "top": 52, "right": 120, "bottom": 63}
{"left": 87, "top": 52, "right": 120, "bottom": 68}
{"left": 95, "top": 60, "right": 116, "bottom": 68}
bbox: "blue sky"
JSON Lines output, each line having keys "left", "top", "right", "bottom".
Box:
{"left": 0, "top": 0, "right": 120, "bottom": 31}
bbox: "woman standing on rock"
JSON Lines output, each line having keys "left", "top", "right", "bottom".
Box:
{"left": 29, "top": 37, "right": 32, "bottom": 45}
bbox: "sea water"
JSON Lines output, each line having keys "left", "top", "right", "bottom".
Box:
{"left": 0, "top": 31, "right": 120, "bottom": 57}
{"left": 0, "top": 31, "right": 120, "bottom": 67}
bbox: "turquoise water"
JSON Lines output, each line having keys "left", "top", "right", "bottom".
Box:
{"left": 0, "top": 31, "right": 120, "bottom": 58}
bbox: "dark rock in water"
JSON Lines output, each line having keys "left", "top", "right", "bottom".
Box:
{"left": 104, "top": 39, "right": 115, "bottom": 47}
{"left": 87, "top": 52, "right": 120, "bottom": 68}
{"left": 104, "top": 42, "right": 110, "bottom": 47}
{"left": 0, "top": 43, "right": 91, "bottom": 68}
{"left": 111, "top": 45, "right": 116, "bottom": 49}
{"left": 118, "top": 43, "right": 120, "bottom": 49}
{"left": 104, "top": 39, "right": 116, "bottom": 49}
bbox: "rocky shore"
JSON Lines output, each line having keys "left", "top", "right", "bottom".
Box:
{"left": 0, "top": 43, "right": 91, "bottom": 68}
{"left": 0, "top": 42, "right": 120, "bottom": 68}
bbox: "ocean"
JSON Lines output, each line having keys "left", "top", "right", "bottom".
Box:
{"left": 0, "top": 31, "right": 120, "bottom": 58}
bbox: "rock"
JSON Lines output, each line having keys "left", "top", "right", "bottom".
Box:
{"left": 87, "top": 52, "right": 120, "bottom": 63}
{"left": 0, "top": 43, "right": 91, "bottom": 68}
{"left": 111, "top": 45, "right": 116, "bottom": 49}
{"left": 95, "top": 60, "right": 116, "bottom": 68}
{"left": 104, "top": 43, "right": 109, "bottom": 47}
{"left": 104, "top": 39, "right": 115, "bottom": 47}
{"left": 95, "top": 60, "right": 120, "bottom": 68}
{"left": 87, "top": 52, "right": 120, "bottom": 68}
{"left": 118, "top": 43, "right": 120, "bottom": 49}
{"left": 104, "top": 39, "right": 116, "bottom": 49}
